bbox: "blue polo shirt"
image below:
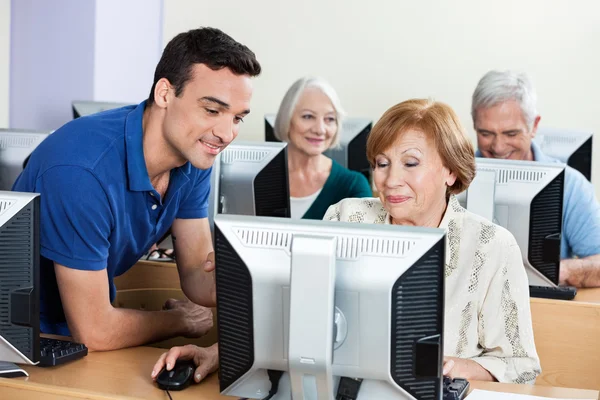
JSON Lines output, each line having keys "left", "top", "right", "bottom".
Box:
{"left": 476, "top": 141, "right": 600, "bottom": 259}
{"left": 12, "top": 101, "right": 212, "bottom": 336}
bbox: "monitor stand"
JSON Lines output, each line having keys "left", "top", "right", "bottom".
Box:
{"left": 0, "top": 335, "right": 36, "bottom": 365}
{"left": 288, "top": 235, "right": 337, "bottom": 399}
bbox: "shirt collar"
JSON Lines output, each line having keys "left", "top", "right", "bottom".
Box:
{"left": 125, "top": 101, "right": 153, "bottom": 192}
{"left": 381, "top": 195, "right": 462, "bottom": 229}
{"left": 530, "top": 140, "right": 559, "bottom": 163}
{"left": 125, "top": 101, "right": 193, "bottom": 192}
{"left": 438, "top": 195, "right": 462, "bottom": 230}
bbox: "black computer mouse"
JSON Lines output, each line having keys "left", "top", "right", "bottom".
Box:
{"left": 156, "top": 359, "right": 196, "bottom": 391}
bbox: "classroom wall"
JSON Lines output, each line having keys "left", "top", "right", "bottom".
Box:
{"left": 93, "top": 0, "right": 163, "bottom": 103}
{"left": 163, "top": 0, "right": 600, "bottom": 195}
{"left": 10, "top": 0, "right": 95, "bottom": 131}
{"left": 0, "top": 0, "right": 9, "bottom": 128}
{"left": 8, "top": 0, "right": 163, "bottom": 131}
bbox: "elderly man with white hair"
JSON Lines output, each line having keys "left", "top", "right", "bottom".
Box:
{"left": 471, "top": 70, "right": 600, "bottom": 288}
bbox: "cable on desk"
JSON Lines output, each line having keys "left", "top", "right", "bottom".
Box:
{"left": 165, "top": 389, "right": 173, "bottom": 400}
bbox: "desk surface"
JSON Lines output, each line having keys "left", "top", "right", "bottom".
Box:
{"left": 575, "top": 287, "right": 600, "bottom": 303}
{"left": 1, "top": 347, "right": 597, "bottom": 400}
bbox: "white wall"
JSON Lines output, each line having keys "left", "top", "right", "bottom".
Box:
{"left": 94, "top": 0, "right": 163, "bottom": 103}
{"left": 0, "top": 0, "right": 9, "bottom": 128}
{"left": 10, "top": 0, "right": 96, "bottom": 130}
{"left": 163, "top": 0, "right": 600, "bottom": 194}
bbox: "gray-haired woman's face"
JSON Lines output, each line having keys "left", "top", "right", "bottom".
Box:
{"left": 288, "top": 87, "right": 337, "bottom": 156}
{"left": 373, "top": 129, "right": 456, "bottom": 228}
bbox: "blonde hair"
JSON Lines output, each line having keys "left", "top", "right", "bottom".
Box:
{"left": 367, "top": 99, "right": 475, "bottom": 195}
{"left": 273, "top": 77, "right": 345, "bottom": 148}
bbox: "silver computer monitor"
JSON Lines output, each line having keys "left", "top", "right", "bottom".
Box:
{"left": 0, "top": 129, "right": 51, "bottom": 190}
{"left": 265, "top": 114, "right": 372, "bottom": 182}
{"left": 214, "top": 214, "right": 445, "bottom": 400}
{"left": 457, "top": 158, "right": 565, "bottom": 287}
{"left": 533, "top": 127, "right": 593, "bottom": 181}
{"left": 72, "top": 100, "right": 132, "bottom": 119}
{"left": 208, "top": 141, "right": 291, "bottom": 231}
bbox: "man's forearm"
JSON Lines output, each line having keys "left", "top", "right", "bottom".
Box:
{"left": 561, "top": 255, "right": 600, "bottom": 287}
{"left": 180, "top": 267, "right": 216, "bottom": 307}
{"left": 75, "top": 307, "right": 185, "bottom": 352}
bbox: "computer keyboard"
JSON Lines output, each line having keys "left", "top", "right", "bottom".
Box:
{"left": 39, "top": 338, "right": 88, "bottom": 366}
{"left": 443, "top": 377, "right": 469, "bottom": 400}
{"left": 529, "top": 285, "right": 577, "bottom": 301}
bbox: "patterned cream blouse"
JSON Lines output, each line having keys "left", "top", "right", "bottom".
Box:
{"left": 324, "top": 195, "right": 541, "bottom": 384}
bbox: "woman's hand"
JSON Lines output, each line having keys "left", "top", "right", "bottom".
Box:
{"left": 151, "top": 343, "right": 219, "bottom": 384}
{"left": 443, "top": 356, "right": 496, "bottom": 381}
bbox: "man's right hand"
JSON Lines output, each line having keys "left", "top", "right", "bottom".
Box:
{"left": 164, "top": 298, "right": 213, "bottom": 338}
{"left": 151, "top": 343, "right": 219, "bottom": 384}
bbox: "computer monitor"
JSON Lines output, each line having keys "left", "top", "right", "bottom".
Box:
{"left": 265, "top": 114, "right": 373, "bottom": 182}
{"left": 214, "top": 214, "right": 446, "bottom": 400}
{"left": 457, "top": 158, "right": 565, "bottom": 287}
{"left": 208, "top": 141, "right": 291, "bottom": 231}
{"left": 0, "top": 191, "right": 40, "bottom": 365}
{"left": 533, "top": 127, "right": 593, "bottom": 181}
{"left": 0, "top": 129, "right": 51, "bottom": 191}
{"left": 461, "top": 169, "right": 496, "bottom": 222}
{"left": 72, "top": 100, "right": 131, "bottom": 119}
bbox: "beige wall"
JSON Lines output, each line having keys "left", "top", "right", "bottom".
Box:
{"left": 163, "top": 0, "right": 600, "bottom": 193}
{"left": 0, "top": 0, "right": 9, "bottom": 128}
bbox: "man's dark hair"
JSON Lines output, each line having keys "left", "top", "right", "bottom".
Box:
{"left": 148, "top": 27, "right": 261, "bottom": 104}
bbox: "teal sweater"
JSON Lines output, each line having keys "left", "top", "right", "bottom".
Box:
{"left": 302, "top": 160, "right": 372, "bottom": 220}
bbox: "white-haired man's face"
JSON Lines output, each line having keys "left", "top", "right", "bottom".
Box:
{"left": 474, "top": 99, "right": 540, "bottom": 161}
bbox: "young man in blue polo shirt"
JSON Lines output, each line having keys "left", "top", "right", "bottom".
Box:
{"left": 13, "top": 27, "right": 261, "bottom": 355}
{"left": 471, "top": 70, "right": 600, "bottom": 287}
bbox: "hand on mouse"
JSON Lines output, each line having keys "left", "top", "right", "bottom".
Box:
{"left": 151, "top": 343, "right": 219, "bottom": 384}
{"left": 164, "top": 298, "right": 213, "bottom": 338}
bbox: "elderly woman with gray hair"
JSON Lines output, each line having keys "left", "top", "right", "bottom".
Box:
{"left": 273, "top": 77, "right": 372, "bottom": 219}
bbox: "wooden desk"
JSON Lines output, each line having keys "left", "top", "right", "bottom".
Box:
{"left": 531, "top": 298, "right": 600, "bottom": 390}
{"left": 114, "top": 260, "right": 180, "bottom": 290}
{"left": 2, "top": 346, "right": 227, "bottom": 400}
{"left": 469, "top": 381, "right": 599, "bottom": 399}
{"left": 0, "top": 346, "right": 598, "bottom": 399}
{"left": 574, "top": 287, "right": 600, "bottom": 303}
{"left": 116, "top": 262, "right": 600, "bottom": 389}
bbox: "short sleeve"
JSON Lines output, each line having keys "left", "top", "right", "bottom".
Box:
{"left": 36, "top": 166, "right": 113, "bottom": 271}
{"left": 562, "top": 169, "right": 600, "bottom": 258}
{"left": 176, "top": 168, "right": 212, "bottom": 219}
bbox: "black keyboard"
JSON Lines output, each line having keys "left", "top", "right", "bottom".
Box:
{"left": 39, "top": 338, "right": 88, "bottom": 366}
{"left": 443, "top": 377, "right": 469, "bottom": 400}
{"left": 529, "top": 285, "right": 577, "bottom": 300}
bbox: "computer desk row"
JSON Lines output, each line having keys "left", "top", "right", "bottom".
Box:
{"left": 1, "top": 344, "right": 598, "bottom": 400}
{"left": 119, "top": 260, "right": 600, "bottom": 303}
{"left": 116, "top": 261, "right": 600, "bottom": 391}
